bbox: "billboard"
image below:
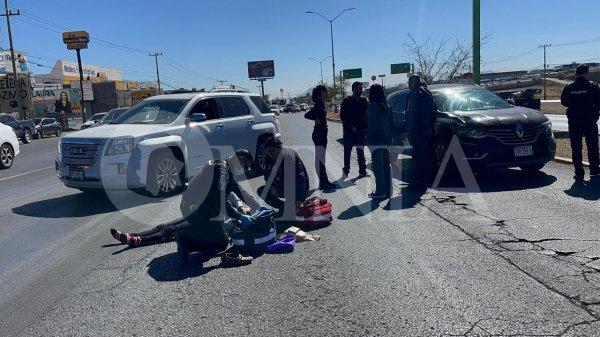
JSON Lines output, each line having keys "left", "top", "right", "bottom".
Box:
{"left": 0, "top": 51, "right": 29, "bottom": 75}
{"left": 248, "top": 60, "right": 275, "bottom": 79}
{"left": 0, "top": 76, "right": 31, "bottom": 114}
{"left": 31, "top": 88, "right": 82, "bottom": 117}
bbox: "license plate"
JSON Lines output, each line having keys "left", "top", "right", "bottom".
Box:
{"left": 69, "top": 169, "right": 84, "bottom": 180}
{"left": 514, "top": 145, "right": 533, "bottom": 157}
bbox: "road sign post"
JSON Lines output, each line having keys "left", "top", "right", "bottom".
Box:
{"left": 342, "top": 68, "right": 362, "bottom": 79}
{"left": 390, "top": 63, "right": 412, "bottom": 75}
{"left": 63, "top": 31, "right": 90, "bottom": 122}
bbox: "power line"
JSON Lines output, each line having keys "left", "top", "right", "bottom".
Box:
{"left": 483, "top": 46, "right": 541, "bottom": 65}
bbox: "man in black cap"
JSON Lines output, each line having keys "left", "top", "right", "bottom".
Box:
{"left": 561, "top": 64, "right": 600, "bottom": 181}
{"left": 258, "top": 137, "right": 310, "bottom": 219}
{"left": 340, "top": 81, "right": 369, "bottom": 179}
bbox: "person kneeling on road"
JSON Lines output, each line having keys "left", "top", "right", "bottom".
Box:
{"left": 110, "top": 150, "right": 260, "bottom": 266}
{"left": 257, "top": 137, "right": 310, "bottom": 221}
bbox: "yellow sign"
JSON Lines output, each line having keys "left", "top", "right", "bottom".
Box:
{"left": 67, "top": 42, "right": 88, "bottom": 50}
{"left": 62, "top": 31, "right": 89, "bottom": 43}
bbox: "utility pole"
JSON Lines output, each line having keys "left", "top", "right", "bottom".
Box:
{"left": 1, "top": 0, "right": 21, "bottom": 116}
{"left": 306, "top": 8, "right": 355, "bottom": 100}
{"left": 539, "top": 44, "right": 551, "bottom": 100}
{"left": 472, "top": 0, "right": 480, "bottom": 85}
{"left": 309, "top": 56, "right": 330, "bottom": 84}
{"left": 149, "top": 52, "right": 162, "bottom": 94}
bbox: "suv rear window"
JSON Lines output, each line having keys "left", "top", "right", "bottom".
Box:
{"left": 250, "top": 96, "right": 272, "bottom": 115}
{"left": 217, "top": 97, "right": 250, "bottom": 118}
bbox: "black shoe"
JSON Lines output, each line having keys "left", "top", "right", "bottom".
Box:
{"left": 574, "top": 175, "right": 585, "bottom": 182}
{"left": 369, "top": 192, "right": 389, "bottom": 199}
{"left": 358, "top": 172, "right": 371, "bottom": 178}
{"left": 221, "top": 253, "right": 253, "bottom": 267}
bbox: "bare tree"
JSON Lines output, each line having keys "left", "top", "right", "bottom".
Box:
{"left": 404, "top": 33, "right": 488, "bottom": 84}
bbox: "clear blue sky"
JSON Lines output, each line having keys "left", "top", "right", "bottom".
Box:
{"left": 6, "top": 0, "right": 600, "bottom": 97}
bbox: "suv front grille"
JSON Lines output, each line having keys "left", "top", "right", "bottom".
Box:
{"left": 484, "top": 123, "right": 546, "bottom": 144}
{"left": 62, "top": 142, "right": 101, "bottom": 167}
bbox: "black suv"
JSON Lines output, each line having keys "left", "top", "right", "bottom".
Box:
{"left": 387, "top": 84, "right": 556, "bottom": 174}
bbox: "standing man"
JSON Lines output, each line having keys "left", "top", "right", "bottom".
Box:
{"left": 340, "top": 81, "right": 369, "bottom": 179}
{"left": 561, "top": 64, "right": 600, "bottom": 181}
{"left": 406, "top": 75, "right": 438, "bottom": 189}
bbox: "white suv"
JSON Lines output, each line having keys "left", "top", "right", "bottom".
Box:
{"left": 0, "top": 122, "right": 19, "bottom": 169}
{"left": 56, "top": 92, "right": 280, "bottom": 195}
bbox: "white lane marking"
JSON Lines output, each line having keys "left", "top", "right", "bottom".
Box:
{"left": 0, "top": 166, "right": 55, "bottom": 182}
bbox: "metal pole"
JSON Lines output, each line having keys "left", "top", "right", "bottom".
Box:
{"left": 472, "top": 0, "right": 480, "bottom": 85}
{"left": 543, "top": 44, "right": 547, "bottom": 100}
{"left": 3, "top": 0, "right": 21, "bottom": 116}
{"left": 150, "top": 52, "right": 162, "bottom": 93}
{"left": 319, "top": 62, "right": 324, "bottom": 84}
{"left": 76, "top": 48, "right": 87, "bottom": 123}
{"left": 260, "top": 79, "right": 265, "bottom": 97}
{"left": 330, "top": 21, "right": 336, "bottom": 96}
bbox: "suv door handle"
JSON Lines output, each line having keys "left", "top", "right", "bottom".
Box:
{"left": 216, "top": 123, "right": 224, "bottom": 128}
{"left": 247, "top": 120, "right": 255, "bottom": 125}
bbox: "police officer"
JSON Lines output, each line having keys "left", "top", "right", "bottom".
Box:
{"left": 561, "top": 64, "right": 600, "bottom": 181}
{"left": 406, "top": 75, "right": 437, "bottom": 189}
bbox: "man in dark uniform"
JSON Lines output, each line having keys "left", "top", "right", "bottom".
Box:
{"left": 340, "top": 81, "right": 369, "bottom": 179}
{"left": 561, "top": 64, "right": 600, "bottom": 181}
{"left": 258, "top": 137, "right": 310, "bottom": 220}
{"left": 405, "top": 75, "right": 437, "bottom": 188}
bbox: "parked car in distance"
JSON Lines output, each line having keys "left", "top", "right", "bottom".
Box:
{"left": 56, "top": 93, "right": 280, "bottom": 196}
{"left": 387, "top": 84, "right": 556, "bottom": 175}
{"left": 92, "top": 107, "right": 130, "bottom": 127}
{"left": 33, "top": 118, "right": 62, "bottom": 138}
{"left": 0, "top": 113, "right": 35, "bottom": 143}
{"left": 269, "top": 105, "right": 281, "bottom": 115}
{"left": 0, "top": 122, "right": 19, "bottom": 169}
{"left": 507, "top": 89, "right": 542, "bottom": 110}
{"left": 283, "top": 104, "right": 298, "bottom": 113}
{"left": 81, "top": 113, "right": 107, "bottom": 130}
{"left": 299, "top": 103, "right": 308, "bottom": 111}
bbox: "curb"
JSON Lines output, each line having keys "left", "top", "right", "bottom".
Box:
{"left": 553, "top": 156, "right": 589, "bottom": 167}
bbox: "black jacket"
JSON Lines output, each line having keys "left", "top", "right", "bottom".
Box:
{"left": 561, "top": 77, "right": 600, "bottom": 125}
{"left": 340, "top": 95, "right": 368, "bottom": 134}
{"left": 264, "top": 148, "right": 309, "bottom": 200}
{"left": 304, "top": 101, "right": 327, "bottom": 127}
{"left": 406, "top": 85, "right": 437, "bottom": 136}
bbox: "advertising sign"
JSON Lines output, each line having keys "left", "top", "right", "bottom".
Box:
{"left": 63, "top": 31, "right": 90, "bottom": 50}
{"left": 31, "top": 88, "right": 81, "bottom": 116}
{"left": 248, "top": 60, "right": 275, "bottom": 79}
{"left": 0, "top": 51, "right": 29, "bottom": 75}
{"left": 0, "top": 76, "right": 31, "bottom": 114}
{"left": 342, "top": 68, "right": 362, "bottom": 79}
{"left": 391, "top": 63, "right": 411, "bottom": 74}
{"left": 71, "top": 80, "right": 94, "bottom": 100}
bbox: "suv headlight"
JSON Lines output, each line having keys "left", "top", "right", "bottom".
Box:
{"left": 452, "top": 124, "right": 486, "bottom": 138}
{"left": 106, "top": 137, "right": 134, "bottom": 155}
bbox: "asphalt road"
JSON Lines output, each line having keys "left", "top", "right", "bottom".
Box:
{"left": 1, "top": 114, "right": 600, "bottom": 336}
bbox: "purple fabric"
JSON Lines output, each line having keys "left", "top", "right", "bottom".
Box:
{"left": 266, "top": 233, "right": 296, "bottom": 254}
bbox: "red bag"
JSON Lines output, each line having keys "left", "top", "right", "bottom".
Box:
{"left": 296, "top": 197, "right": 333, "bottom": 227}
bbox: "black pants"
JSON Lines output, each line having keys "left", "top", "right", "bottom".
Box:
{"left": 569, "top": 121, "right": 600, "bottom": 177}
{"left": 410, "top": 134, "right": 433, "bottom": 186}
{"left": 257, "top": 184, "right": 309, "bottom": 219}
{"left": 343, "top": 131, "right": 367, "bottom": 175}
{"left": 133, "top": 218, "right": 186, "bottom": 246}
{"left": 312, "top": 126, "right": 331, "bottom": 186}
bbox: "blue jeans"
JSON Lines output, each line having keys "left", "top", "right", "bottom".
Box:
{"left": 369, "top": 135, "right": 392, "bottom": 195}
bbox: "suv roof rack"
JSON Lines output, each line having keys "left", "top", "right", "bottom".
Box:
{"left": 209, "top": 85, "right": 250, "bottom": 93}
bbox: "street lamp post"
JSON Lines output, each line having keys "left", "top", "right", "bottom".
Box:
{"left": 308, "top": 56, "right": 331, "bottom": 84}
{"left": 306, "top": 8, "right": 355, "bottom": 97}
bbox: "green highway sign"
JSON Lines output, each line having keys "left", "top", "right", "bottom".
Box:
{"left": 390, "top": 63, "right": 411, "bottom": 74}
{"left": 342, "top": 68, "right": 362, "bottom": 79}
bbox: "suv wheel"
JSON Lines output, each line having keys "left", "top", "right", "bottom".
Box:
{"left": 146, "top": 150, "right": 184, "bottom": 197}
{"left": 253, "top": 139, "right": 268, "bottom": 175}
{"left": 0, "top": 144, "right": 14, "bottom": 169}
{"left": 520, "top": 163, "right": 545, "bottom": 174}
{"left": 22, "top": 130, "right": 32, "bottom": 144}
{"left": 37, "top": 130, "right": 43, "bottom": 139}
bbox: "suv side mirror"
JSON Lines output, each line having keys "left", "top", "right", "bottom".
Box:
{"left": 187, "top": 113, "right": 206, "bottom": 126}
